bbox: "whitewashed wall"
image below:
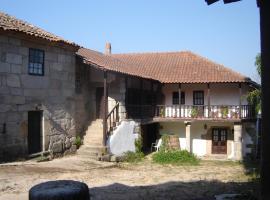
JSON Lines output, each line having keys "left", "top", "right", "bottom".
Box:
{"left": 162, "top": 83, "right": 250, "bottom": 106}
{"left": 108, "top": 120, "right": 139, "bottom": 156}
{"left": 159, "top": 122, "right": 186, "bottom": 150}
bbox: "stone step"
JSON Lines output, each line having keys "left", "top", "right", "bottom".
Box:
{"left": 83, "top": 138, "right": 103, "bottom": 143}
{"left": 84, "top": 141, "right": 103, "bottom": 145}
{"left": 84, "top": 131, "right": 103, "bottom": 136}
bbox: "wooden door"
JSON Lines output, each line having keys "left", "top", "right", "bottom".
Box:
{"left": 28, "top": 111, "right": 42, "bottom": 154}
{"left": 96, "top": 87, "right": 104, "bottom": 119}
{"left": 212, "top": 128, "right": 227, "bottom": 154}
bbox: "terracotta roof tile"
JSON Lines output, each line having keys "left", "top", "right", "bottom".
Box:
{"left": 77, "top": 48, "right": 154, "bottom": 80}
{"left": 112, "top": 51, "right": 250, "bottom": 83}
{"left": 0, "top": 12, "right": 78, "bottom": 48}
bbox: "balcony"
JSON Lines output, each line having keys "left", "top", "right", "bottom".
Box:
{"left": 125, "top": 104, "right": 256, "bottom": 120}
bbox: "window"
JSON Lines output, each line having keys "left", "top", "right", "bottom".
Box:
{"left": 28, "top": 48, "right": 44, "bottom": 76}
{"left": 193, "top": 91, "right": 204, "bottom": 105}
{"left": 172, "top": 91, "right": 185, "bottom": 105}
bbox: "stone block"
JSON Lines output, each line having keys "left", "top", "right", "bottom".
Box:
{"left": 6, "top": 74, "right": 20, "bottom": 87}
{"left": 50, "top": 71, "right": 68, "bottom": 81}
{"left": 19, "top": 47, "right": 28, "bottom": 56}
{"left": 48, "top": 89, "right": 59, "bottom": 96}
{"left": 24, "top": 88, "right": 46, "bottom": 97}
{"left": 62, "top": 89, "right": 73, "bottom": 97}
{"left": 11, "top": 64, "right": 22, "bottom": 74}
{"left": 51, "top": 62, "right": 63, "bottom": 71}
{"left": 7, "top": 112, "right": 21, "bottom": 122}
{"left": 65, "top": 138, "right": 71, "bottom": 149}
{"left": 10, "top": 95, "right": 25, "bottom": 104}
{"left": 49, "top": 79, "right": 62, "bottom": 89}
{"left": 21, "top": 75, "right": 49, "bottom": 89}
{"left": 0, "top": 62, "right": 10, "bottom": 73}
{"left": 0, "top": 35, "right": 8, "bottom": 43}
{"left": 6, "top": 53, "right": 22, "bottom": 65}
{"left": 52, "top": 141, "right": 63, "bottom": 153}
{"left": 45, "top": 52, "right": 58, "bottom": 62}
{"left": 70, "top": 137, "right": 76, "bottom": 145}
{"left": 0, "top": 87, "right": 9, "bottom": 94}
{"left": 1, "top": 75, "right": 6, "bottom": 86}
{"left": 8, "top": 37, "right": 21, "bottom": 46}
{"left": 0, "top": 104, "right": 11, "bottom": 112}
{"left": 70, "top": 145, "right": 77, "bottom": 153}
{"left": 58, "top": 54, "right": 73, "bottom": 63}
{"left": 10, "top": 88, "right": 23, "bottom": 95}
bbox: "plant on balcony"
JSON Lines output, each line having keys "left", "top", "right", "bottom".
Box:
{"left": 221, "top": 106, "right": 229, "bottom": 118}
{"left": 160, "top": 107, "right": 165, "bottom": 117}
{"left": 191, "top": 107, "right": 198, "bottom": 118}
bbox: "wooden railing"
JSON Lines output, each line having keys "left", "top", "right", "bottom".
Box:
{"left": 126, "top": 104, "right": 255, "bottom": 120}
{"left": 106, "top": 102, "right": 120, "bottom": 134}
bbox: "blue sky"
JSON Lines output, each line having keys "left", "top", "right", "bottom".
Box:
{"left": 1, "top": 0, "right": 260, "bottom": 80}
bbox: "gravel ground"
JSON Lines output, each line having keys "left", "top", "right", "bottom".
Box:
{"left": 0, "top": 154, "right": 258, "bottom": 200}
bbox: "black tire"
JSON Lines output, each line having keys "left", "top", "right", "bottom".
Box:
{"left": 29, "top": 180, "right": 89, "bottom": 200}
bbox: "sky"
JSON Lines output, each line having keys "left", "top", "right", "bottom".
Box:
{"left": 1, "top": 0, "right": 260, "bottom": 81}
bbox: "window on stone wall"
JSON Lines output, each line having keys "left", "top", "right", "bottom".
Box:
{"left": 28, "top": 48, "right": 44, "bottom": 76}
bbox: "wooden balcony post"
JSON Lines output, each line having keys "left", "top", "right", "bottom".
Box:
{"left": 125, "top": 76, "right": 128, "bottom": 119}
{"left": 140, "top": 79, "right": 143, "bottom": 118}
{"left": 103, "top": 71, "right": 108, "bottom": 147}
{"left": 207, "top": 83, "right": 210, "bottom": 118}
{"left": 178, "top": 83, "right": 181, "bottom": 117}
{"left": 239, "top": 83, "right": 242, "bottom": 118}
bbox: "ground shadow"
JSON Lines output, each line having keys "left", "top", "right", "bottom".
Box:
{"left": 88, "top": 180, "right": 258, "bottom": 200}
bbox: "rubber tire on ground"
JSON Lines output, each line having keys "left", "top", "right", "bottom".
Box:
{"left": 29, "top": 180, "right": 89, "bottom": 200}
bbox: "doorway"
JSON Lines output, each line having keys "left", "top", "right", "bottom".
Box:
{"left": 28, "top": 111, "right": 42, "bottom": 154}
{"left": 141, "top": 123, "right": 159, "bottom": 153}
{"left": 96, "top": 87, "right": 104, "bottom": 119}
{"left": 212, "top": 128, "right": 227, "bottom": 154}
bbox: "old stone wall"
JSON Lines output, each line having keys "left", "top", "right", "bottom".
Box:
{"left": 0, "top": 33, "right": 78, "bottom": 161}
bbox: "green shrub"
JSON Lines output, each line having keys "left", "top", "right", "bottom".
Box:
{"left": 152, "top": 150, "right": 199, "bottom": 165}
{"left": 191, "top": 107, "right": 198, "bottom": 118}
{"left": 74, "top": 136, "right": 82, "bottom": 149}
{"left": 135, "top": 136, "right": 143, "bottom": 153}
{"left": 122, "top": 151, "right": 144, "bottom": 163}
{"left": 123, "top": 136, "right": 145, "bottom": 163}
{"left": 159, "top": 134, "right": 170, "bottom": 152}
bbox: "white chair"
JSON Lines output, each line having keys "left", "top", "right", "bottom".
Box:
{"left": 151, "top": 138, "right": 162, "bottom": 152}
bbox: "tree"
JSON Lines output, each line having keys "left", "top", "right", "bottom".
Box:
{"left": 247, "top": 54, "right": 261, "bottom": 114}
{"left": 255, "top": 53, "right": 262, "bottom": 77}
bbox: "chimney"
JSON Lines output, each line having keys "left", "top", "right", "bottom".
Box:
{"left": 105, "top": 42, "right": 111, "bottom": 54}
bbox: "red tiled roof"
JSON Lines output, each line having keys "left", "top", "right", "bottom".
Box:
{"left": 77, "top": 48, "right": 154, "bottom": 80}
{"left": 112, "top": 51, "right": 250, "bottom": 83}
{"left": 0, "top": 12, "right": 78, "bottom": 48}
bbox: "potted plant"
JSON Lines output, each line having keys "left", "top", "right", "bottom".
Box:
{"left": 191, "top": 107, "right": 198, "bottom": 118}
{"left": 221, "top": 106, "right": 229, "bottom": 118}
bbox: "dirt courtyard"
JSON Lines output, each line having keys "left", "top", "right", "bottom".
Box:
{"left": 0, "top": 154, "right": 258, "bottom": 200}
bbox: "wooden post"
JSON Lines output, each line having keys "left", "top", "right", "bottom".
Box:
{"left": 151, "top": 81, "right": 154, "bottom": 116}
{"left": 140, "top": 79, "right": 143, "bottom": 118}
{"left": 103, "top": 71, "right": 108, "bottom": 147}
{"left": 207, "top": 83, "right": 210, "bottom": 118}
{"left": 259, "top": 1, "right": 270, "bottom": 199}
{"left": 239, "top": 83, "right": 242, "bottom": 118}
{"left": 125, "top": 76, "right": 128, "bottom": 119}
{"left": 178, "top": 83, "right": 181, "bottom": 117}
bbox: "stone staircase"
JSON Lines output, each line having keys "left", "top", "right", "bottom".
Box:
{"left": 77, "top": 119, "right": 106, "bottom": 160}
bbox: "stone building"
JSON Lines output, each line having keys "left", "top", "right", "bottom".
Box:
{"left": 0, "top": 12, "right": 259, "bottom": 162}
{"left": 0, "top": 12, "right": 80, "bottom": 161}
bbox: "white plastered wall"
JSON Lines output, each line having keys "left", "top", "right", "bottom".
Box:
{"left": 162, "top": 83, "right": 249, "bottom": 106}
{"left": 159, "top": 122, "right": 186, "bottom": 150}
